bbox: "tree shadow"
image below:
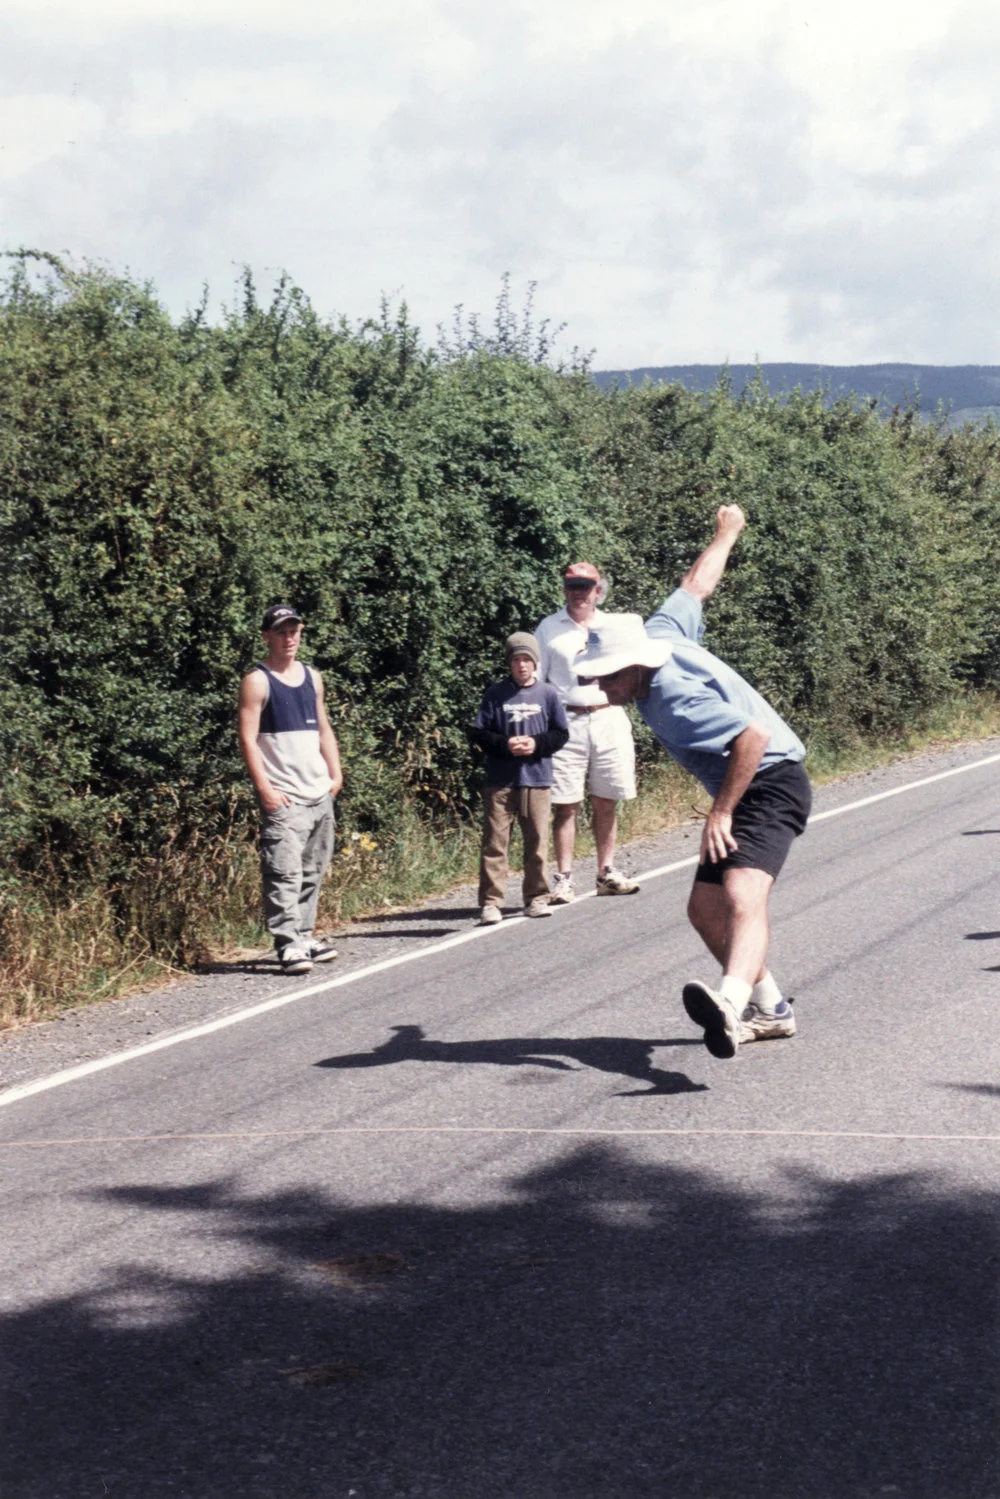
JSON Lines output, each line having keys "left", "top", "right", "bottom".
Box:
{"left": 941, "top": 1082, "right": 1000, "bottom": 1098}
{"left": 315, "top": 1024, "right": 708, "bottom": 1096}
{"left": 964, "top": 932, "right": 1000, "bottom": 942}
{"left": 962, "top": 829, "right": 1000, "bottom": 835}
{"left": 4, "top": 1148, "right": 997, "bottom": 1497}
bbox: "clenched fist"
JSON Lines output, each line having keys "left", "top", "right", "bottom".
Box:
{"left": 715, "top": 504, "right": 746, "bottom": 539}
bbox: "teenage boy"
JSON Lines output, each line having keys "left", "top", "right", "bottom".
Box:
{"left": 571, "top": 506, "right": 811, "bottom": 1060}
{"left": 469, "top": 632, "right": 570, "bottom": 924}
{"left": 535, "top": 562, "right": 640, "bottom": 903}
{"left": 238, "top": 604, "right": 344, "bottom": 975}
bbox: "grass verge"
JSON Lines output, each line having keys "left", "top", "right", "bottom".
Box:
{"left": 3, "top": 691, "right": 1000, "bottom": 1031}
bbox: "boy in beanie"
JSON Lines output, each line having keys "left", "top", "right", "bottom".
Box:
{"left": 469, "top": 633, "right": 570, "bottom": 923}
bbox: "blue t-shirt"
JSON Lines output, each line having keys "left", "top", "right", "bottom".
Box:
{"left": 638, "top": 589, "right": 805, "bottom": 797}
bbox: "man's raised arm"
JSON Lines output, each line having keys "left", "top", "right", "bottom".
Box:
{"left": 679, "top": 504, "right": 746, "bottom": 603}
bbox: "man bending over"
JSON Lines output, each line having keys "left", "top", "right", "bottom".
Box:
{"left": 572, "top": 506, "right": 811, "bottom": 1059}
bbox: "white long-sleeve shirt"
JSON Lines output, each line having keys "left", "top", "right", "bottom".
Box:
{"left": 534, "top": 606, "right": 610, "bottom": 708}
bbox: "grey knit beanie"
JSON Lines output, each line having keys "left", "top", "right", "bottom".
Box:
{"left": 505, "top": 631, "right": 540, "bottom": 667}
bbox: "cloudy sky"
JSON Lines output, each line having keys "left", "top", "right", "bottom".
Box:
{"left": 1, "top": 0, "right": 997, "bottom": 367}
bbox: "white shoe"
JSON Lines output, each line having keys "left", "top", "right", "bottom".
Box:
{"left": 479, "top": 905, "right": 503, "bottom": 925}
{"left": 279, "top": 946, "right": 313, "bottom": 975}
{"left": 523, "top": 897, "right": 552, "bottom": 918}
{"left": 308, "top": 937, "right": 338, "bottom": 963}
{"left": 682, "top": 980, "right": 742, "bottom": 1059}
{"left": 596, "top": 866, "right": 641, "bottom": 896}
{"left": 549, "top": 871, "right": 575, "bottom": 905}
{"left": 740, "top": 998, "right": 796, "bottom": 1042}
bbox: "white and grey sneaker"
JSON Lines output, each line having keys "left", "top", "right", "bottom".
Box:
{"left": 279, "top": 946, "right": 314, "bottom": 975}
{"left": 523, "top": 897, "right": 552, "bottom": 918}
{"left": 682, "top": 980, "right": 743, "bottom": 1059}
{"left": 308, "top": 937, "right": 338, "bottom": 963}
{"left": 596, "top": 866, "right": 641, "bottom": 896}
{"left": 740, "top": 997, "right": 796, "bottom": 1042}
{"left": 479, "top": 905, "right": 503, "bottom": 926}
{"left": 549, "top": 872, "right": 575, "bottom": 905}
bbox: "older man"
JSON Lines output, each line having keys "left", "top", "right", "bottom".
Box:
{"left": 535, "top": 562, "right": 640, "bottom": 902}
{"left": 571, "top": 507, "right": 811, "bottom": 1059}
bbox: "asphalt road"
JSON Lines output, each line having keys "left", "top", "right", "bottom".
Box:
{"left": 3, "top": 744, "right": 1000, "bottom": 1499}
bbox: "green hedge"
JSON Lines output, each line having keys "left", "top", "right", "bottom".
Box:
{"left": 2, "top": 258, "right": 999, "bottom": 952}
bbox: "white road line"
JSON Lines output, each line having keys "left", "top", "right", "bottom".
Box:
{"left": 807, "top": 751, "right": 1000, "bottom": 824}
{"left": 3, "top": 748, "right": 999, "bottom": 1112}
{"left": 1, "top": 1126, "right": 999, "bottom": 1147}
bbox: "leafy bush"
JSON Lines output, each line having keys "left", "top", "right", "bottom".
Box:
{"left": 2, "top": 256, "right": 999, "bottom": 1008}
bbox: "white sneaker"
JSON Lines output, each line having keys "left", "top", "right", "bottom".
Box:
{"left": 682, "top": 980, "right": 743, "bottom": 1059}
{"left": 596, "top": 866, "right": 641, "bottom": 896}
{"left": 740, "top": 998, "right": 796, "bottom": 1042}
{"left": 523, "top": 897, "right": 552, "bottom": 918}
{"left": 279, "top": 946, "right": 314, "bottom": 975}
{"left": 549, "top": 872, "right": 575, "bottom": 905}
{"left": 308, "top": 937, "right": 338, "bottom": 963}
{"left": 479, "top": 905, "right": 503, "bottom": 925}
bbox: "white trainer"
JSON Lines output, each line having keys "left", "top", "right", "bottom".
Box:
{"left": 682, "top": 980, "right": 743, "bottom": 1059}
{"left": 523, "top": 897, "right": 552, "bottom": 918}
{"left": 308, "top": 937, "right": 338, "bottom": 963}
{"left": 596, "top": 867, "right": 641, "bottom": 896}
{"left": 549, "top": 871, "right": 575, "bottom": 905}
{"left": 740, "top": 998, "right": 796, "bottom": 1042}
{"left": 479, "top": 905, "right": 503, "bottom": 925}
{"left": 279, "top": 946, "right": 314, "bottom": 975}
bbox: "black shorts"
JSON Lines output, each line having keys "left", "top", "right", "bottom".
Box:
{"left": 693, "top": 759, "right": 812, "bottom": 885}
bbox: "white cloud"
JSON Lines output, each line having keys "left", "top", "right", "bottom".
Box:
{"left": 1, "top": 0, "right": 998, "bottom": 363}
{"left": 0, "top": 94, "right": 103, "bottom": 181}
{"left": 120, "top": 67, "right": 388, "bottom": 137}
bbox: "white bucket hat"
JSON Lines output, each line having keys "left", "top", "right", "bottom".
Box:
{"left": 572, "top": 613, "right": 673, "bottom": 678}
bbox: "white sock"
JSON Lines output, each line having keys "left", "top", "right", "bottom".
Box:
{"left": 752, "top": 972, "right": 783, "bottom": 1016}
{"left": 719, "top": 975, "right": 752, "bottom": 1013}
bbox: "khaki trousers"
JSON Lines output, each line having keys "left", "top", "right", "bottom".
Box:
{"left": 478, "top": 785, "right": 552, "bottom": 908}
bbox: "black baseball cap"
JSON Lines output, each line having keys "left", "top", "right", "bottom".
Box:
{"left": 261, "top": 604, "right": 304, "bottom": 631}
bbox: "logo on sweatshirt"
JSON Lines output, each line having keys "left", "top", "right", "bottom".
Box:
{"left": 504, "top": 703, "right": 541, "bottom": 725}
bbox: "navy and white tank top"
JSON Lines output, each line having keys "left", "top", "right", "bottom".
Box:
{"left": 253, "top": 664, "right": 334, "bottom": 802}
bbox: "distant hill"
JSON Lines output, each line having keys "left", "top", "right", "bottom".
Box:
{"left": 591, "top": 363, "right": 1000, "bottom": 424}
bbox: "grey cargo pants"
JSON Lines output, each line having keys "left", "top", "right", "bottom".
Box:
{"left": 259, "top": 794, "right": 336, "bottom": 951}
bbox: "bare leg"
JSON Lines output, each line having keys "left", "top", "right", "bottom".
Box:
{"left": 591, "top": 794, "right": 618, "bottom": 872}
{"left": 687, "top": 868, "right": 773, "bottom": 985}
{"left": 552, "top": 802, "right": 579, "bottom": 872}
{"left": 686, "top": 882, "right": 728, "bottom": 966}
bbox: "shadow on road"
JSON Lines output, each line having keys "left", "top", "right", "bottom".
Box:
{"left": 195, "top": 958, "right": 283, "bottom": 975}
{"left": 346, "top": 929, "right": 459, "bottom": 941}
{"left": 316, "top": 1024, "right": 707, "bottom": 1096}
{"left": 350, "top": 908, "right": 479, "bottom": 923}
{"left": 3, "top": 1148, "right": 996, "bottom": 1498}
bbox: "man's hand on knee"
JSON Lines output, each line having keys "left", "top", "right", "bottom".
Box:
{"left": 700, "top": 809, "right": 738, "bottom": 864}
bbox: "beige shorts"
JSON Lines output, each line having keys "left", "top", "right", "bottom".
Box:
{"left": 551, "top": 706, "right": 637, "bottom": 805}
